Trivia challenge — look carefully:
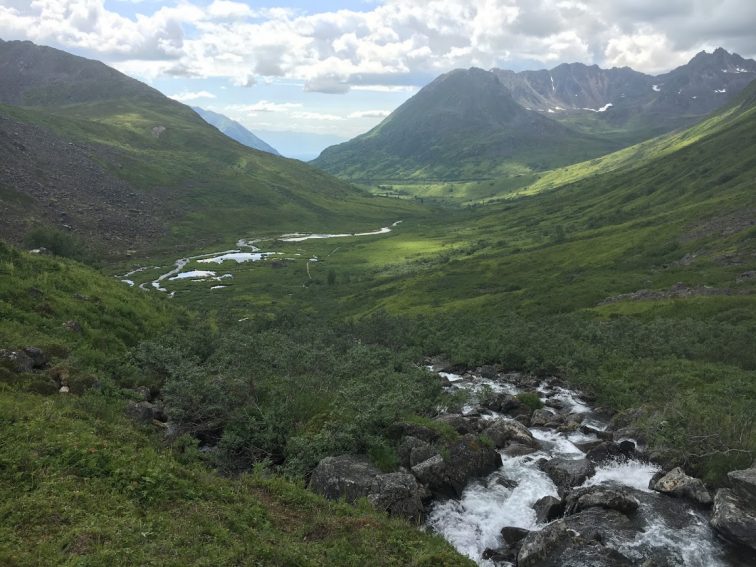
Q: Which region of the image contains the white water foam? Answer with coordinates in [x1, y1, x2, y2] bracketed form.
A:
[581, 459, 660, 492]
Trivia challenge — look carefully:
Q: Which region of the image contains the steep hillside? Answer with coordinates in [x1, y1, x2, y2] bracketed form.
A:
[0, 40, 420, 258]
[192, 106, 280, 155]
[312, 68, 619, 181]
[493, 48, 756, 142]
[0, 243, 469, 566]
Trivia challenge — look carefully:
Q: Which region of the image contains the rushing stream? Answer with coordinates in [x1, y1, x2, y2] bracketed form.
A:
[424, 366, 750, 567]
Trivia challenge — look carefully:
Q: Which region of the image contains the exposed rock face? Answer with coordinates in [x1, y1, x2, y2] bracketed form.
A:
[710, 488, 756, 550]
[518, 509, 637, 567]
[309, 455, 426, 521]
[386, 422, 440, 444]
[434, 414, 476, 435]
[22, 347, 47, 369]
[710, 466, 756, 550]
[367, 472, 425, 523]
[564, 486, 640, 516]
[533, 495, 564, 523]
[482, 418, 537, 449]
[0, 349, 34, 373]
[540, 458, 596, 495]
[531, 408, 558, 427]
[500, 525, 529, 544]
[397, 436, 429, 468]
[443, 434, 502, 496]
[728, 466, 756, 505]
[410, 435, 501, 497]
[309, 455, 381, 503]
[651, 467, 712, 505]
[585, 442, 625, 463]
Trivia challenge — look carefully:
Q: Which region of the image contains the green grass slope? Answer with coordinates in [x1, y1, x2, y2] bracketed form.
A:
[0, 40, 423, 257]
[182, 82, 756, 482]
[0, 243, 469, 566]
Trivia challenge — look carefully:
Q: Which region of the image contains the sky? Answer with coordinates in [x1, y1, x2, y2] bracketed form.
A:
[2, 0, 756, 145]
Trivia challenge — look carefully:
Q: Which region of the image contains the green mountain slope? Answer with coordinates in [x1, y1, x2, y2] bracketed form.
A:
[0, 243, 469, 566]
[0, 40, 421, 258]
[312, 68, 621, 182]
[185, 80, 756, 482]
[192, 106, 280, 155]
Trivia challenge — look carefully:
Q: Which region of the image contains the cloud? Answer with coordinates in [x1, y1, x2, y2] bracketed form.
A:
[291, 111, 344, 121]
[170, 90, 216, 102]
[348, 110, 391, 119]
[2, 0, 755, 92]
[227, 101, 302, 113]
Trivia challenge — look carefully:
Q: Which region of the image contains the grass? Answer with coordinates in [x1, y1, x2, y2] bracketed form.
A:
[0, 390, 469, 566]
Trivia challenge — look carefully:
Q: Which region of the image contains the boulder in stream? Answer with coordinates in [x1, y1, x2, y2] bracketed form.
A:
[540, 458, 596, 496]
[710, 488, 756, 550]
[518, 508, 636, 567]
[531, 408, 558, 427]
[533, 495, 564, 523]
[482, 418, 537, 449]
[651, 467, 712, 505]
[410, 434, 501, 497]
[564, 486, 640, 516]
[585, 441, 625, 464]
[710, 465, 756, 550]
[367, 472, 425, 523]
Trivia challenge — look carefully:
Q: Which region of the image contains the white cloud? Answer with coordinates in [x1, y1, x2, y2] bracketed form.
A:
[291, 111, 344, 121]
[170, 90, 216, 102]
[2, 0, 755, 90]
[227, 101, 303, 113]
[348, 110, 391, 119]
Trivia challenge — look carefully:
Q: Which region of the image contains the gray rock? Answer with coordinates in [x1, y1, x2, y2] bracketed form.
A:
[125, 400, 165, 423]
[480, 365, 497, 379]
[397, 436, 429, 468]
[308, 455, 380, 503]
[504, 443, 538, 457]
[728, 466, 756, 506]
[444, 434, 502, 495]
[500, 525, 529, 544]
[411, 455, 447, 492]
[410, 445, 439, 467]
[434, 414, 476, 435]
[531, 408, 557, 427]
[651, 467, 712, 505]
[564, 486, 640, 516]
[585, 442, 624, 464]
[710, 488, 756, 550]
[541, 458, 596, 495]
[368, 472, 425, 522]
[0, 349, 33, 373]
[533, 495, 563, 523]
[22, 346, 47, 368]
[483, 418, 537, 449]
[386, 422, 440, 443]
[519, 508, 636, 567]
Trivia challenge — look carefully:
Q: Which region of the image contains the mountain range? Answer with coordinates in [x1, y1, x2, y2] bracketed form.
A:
[313, 48, 756, 182]
[191, 106, 280, 155]
[0, 39, 413, 255]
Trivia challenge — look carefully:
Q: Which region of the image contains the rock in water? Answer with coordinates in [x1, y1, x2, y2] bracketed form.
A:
[710, 465, 756, 550]
[482, 418, 537, 449]
[710, 488, 756, 550]
[533, 495, 564, 523]
[564, 486, 640, 516]
[728, 466, 756, 506]
[651, 467, 712, 505]
[540, 458, 596, 495]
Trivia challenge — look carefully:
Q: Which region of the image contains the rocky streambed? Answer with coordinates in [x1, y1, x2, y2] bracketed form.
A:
[309, 366, 756, 566]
